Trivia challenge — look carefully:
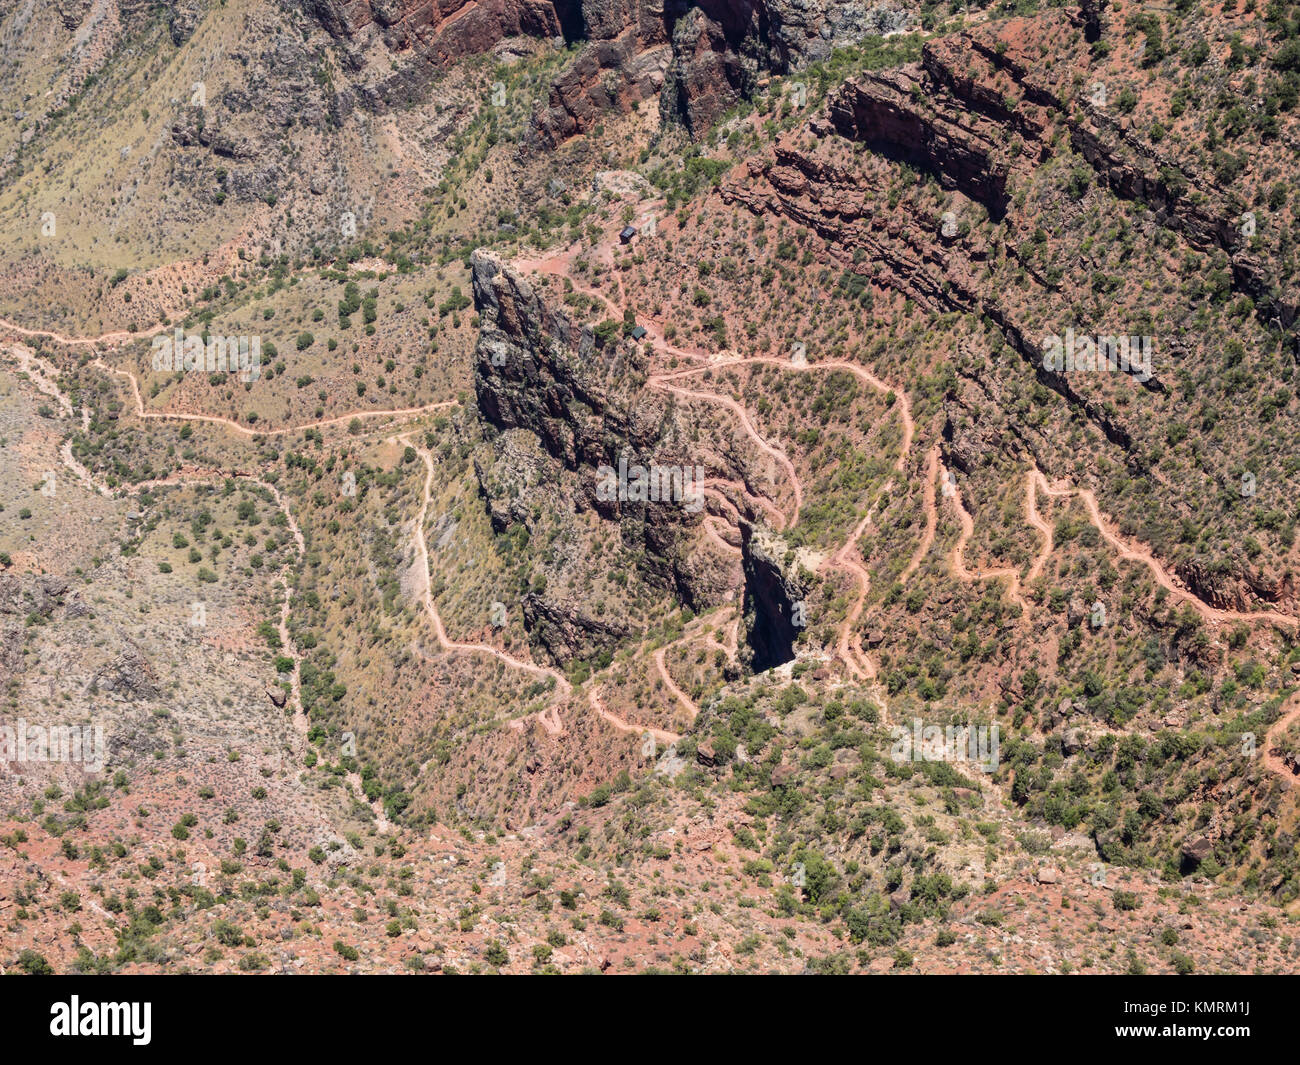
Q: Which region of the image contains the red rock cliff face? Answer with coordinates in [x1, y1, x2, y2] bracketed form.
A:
[317, 0, 565, 55]
[528, 0, 916, 146]
[301, 0, 917, 145]
[827, 67, 1016, 222]
[525, 0, 671, 148]
[469, 250, 739, 628]
[528, 33, 673, 148]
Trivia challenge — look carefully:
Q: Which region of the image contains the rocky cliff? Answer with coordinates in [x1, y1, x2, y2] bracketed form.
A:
[295, 0, 913, 140]
[470, 249, 736, 659]
[738, 523, 807, 672]
[533, 0, 914, 143]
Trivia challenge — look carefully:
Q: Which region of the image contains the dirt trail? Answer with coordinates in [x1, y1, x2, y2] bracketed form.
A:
[406, 437, 571, 735]
[1024, 469, 1055, 581]
[5, 332, 633, 748]
[902, 446, 940, 581]
[581, 198, 1298, 650]
[3, 303, 639, 752]
[702, 515, 742, 555]
[515, 247, 918, 689]
[589, 688, 681, 745]
[827, 491, 888, 683]
[647, 352, 916, 531]
[0, 317, 153, 348]
[641, 605, 749, 724]
[929, 456, 1298, 632]
[653, 645, 700, 720]
[1264, 691, 1300, 781]
[95, 358, 454, 438]
[2, 341, 486, 799]
[1033, 470, 1297, 629]
[740, 356, 913, 471]
[650, 376, 801, 525]
[945, 463, 1029, 611]
[3, 348, 334, 796]
[648, 354, 912, 688]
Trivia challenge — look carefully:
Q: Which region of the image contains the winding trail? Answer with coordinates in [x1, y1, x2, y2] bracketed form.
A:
[1032, 469, 1298, 629]
[649, 376, 801, 526]
[827, 490, 890, 688]
[1024, 468, 1055, 582]
[645, 356, 913, 689]
[0, 340, 440, 823]
[405, 435, 571, 735]
[518, 252, 919, 701]
[647, 354, 917, 532]
[653, 644, 700, 721]
[0, 316, 154, 348]
[902, 446, 940, 582]
[909, 453, 1299, 634]
[94, 357, 455, 438]
[18, 214, 1296, 784]
[589, 687, 681, 746]
[1264, 691, 1300, 780]
[945, 463, 1028, 612]
[516, 227, 914, 708]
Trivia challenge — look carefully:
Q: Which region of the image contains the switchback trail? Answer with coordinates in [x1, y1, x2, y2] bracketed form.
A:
[95, 357, 455, 438]
[909, 454, 1299, 632]
[511, 245, 916, 707]
[946, 464, 1029, 612]
[406, 436, 572, 735]
[1033, 469, 1299, 629]
[589, 688, 681, 746]
[1264, 691, 1300, 782]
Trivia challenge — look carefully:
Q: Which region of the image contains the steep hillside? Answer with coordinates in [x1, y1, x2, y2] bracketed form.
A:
[4, 0, 1300, 977]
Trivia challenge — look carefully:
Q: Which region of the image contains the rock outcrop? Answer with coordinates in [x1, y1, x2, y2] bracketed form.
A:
[521, 592, 631, 662]
[299, 0, 914, 143]
[739, 523, 807, 672]
[536, 0, 915, 142]
[530, 33, 672, 148]
[470, 250, 735, 659]
[826, 65, 1015, 220]
[90, 640, 160, 701]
